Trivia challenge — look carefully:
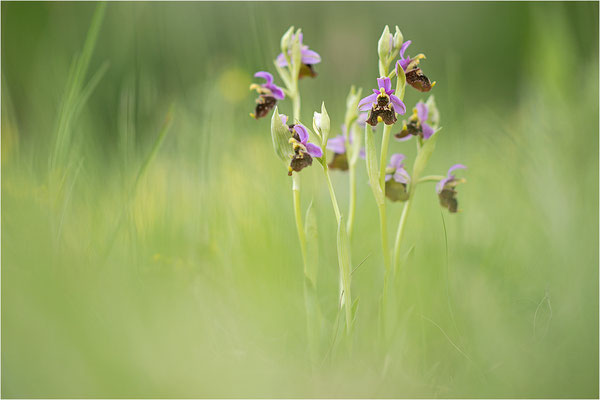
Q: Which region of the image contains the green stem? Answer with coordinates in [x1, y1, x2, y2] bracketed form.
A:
[378, 123, 393, 285]
[392, 195, 413, 274]
[418, 175, 445, 183]
[347, 165, 357, 239]
[292, 174, 308, 274]
[379, 124, 392, 188]
[323, 165, 342, 224]
[378, 202, 392, 282]
[323, 163, 352, 333]
[292, 92, 301, 122]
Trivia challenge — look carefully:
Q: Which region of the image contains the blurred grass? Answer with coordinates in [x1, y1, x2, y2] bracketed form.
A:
[1, 1, 598, 398]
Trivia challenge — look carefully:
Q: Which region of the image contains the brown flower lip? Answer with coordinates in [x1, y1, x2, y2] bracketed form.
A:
[366, 95, 398, 126]
[253, 95, 277, 119]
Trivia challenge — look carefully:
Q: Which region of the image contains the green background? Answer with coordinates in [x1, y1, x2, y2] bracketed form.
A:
[2, 1, 598, 398]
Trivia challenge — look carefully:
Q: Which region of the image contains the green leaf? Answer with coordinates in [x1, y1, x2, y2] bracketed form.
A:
[364, 126, 384, 205]
[270, 106, 292, 163]
[412, 127, 441, 180]
[350, 297, 360, 329]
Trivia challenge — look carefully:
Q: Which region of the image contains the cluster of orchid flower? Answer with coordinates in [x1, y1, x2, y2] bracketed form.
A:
[249, 26, 467, 339]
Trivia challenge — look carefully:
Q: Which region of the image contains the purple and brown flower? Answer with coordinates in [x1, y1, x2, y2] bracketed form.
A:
[281, 115, 323, 175]
[384, 153, 411, 202]
[436, 164, 467, 213]
[277, 33, 321, 79]
[250, 71, 285, 119]
[395, 101, 435, 141]
[396, 40, 435, 93]
[358, 77, 406, 127]
[326, 123, 366, 171]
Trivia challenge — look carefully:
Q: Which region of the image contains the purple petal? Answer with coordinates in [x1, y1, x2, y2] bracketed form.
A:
[297, 32, 303, 45]
[397, 58, 411, 74]
[385, 174, 393, 182]
[436, 178, 449, 194]
[447, 164, 467, 177]
[276, 53, 288, 67]
[421, 122, 434, 140]
[301, 49, 321, 65]
[377, 77, 392, 93]
[358, 93, 378, 111]
[280, 114, 288, 125]
[416, 102, 429, 122]
[254, 71, 273, 84]
[305, 142, 323, 158]
[399, 40, 411, 58]
[294, 124, 309, 144]
[265, 84, 285, 100]
[389, 153, 405, 169]
[390, 95, 406, 115]
[326, 135, 346, 154]
[393, 168, 410, 184]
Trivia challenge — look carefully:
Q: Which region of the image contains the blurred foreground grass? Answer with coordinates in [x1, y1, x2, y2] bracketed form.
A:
[2, 2, 598, 398]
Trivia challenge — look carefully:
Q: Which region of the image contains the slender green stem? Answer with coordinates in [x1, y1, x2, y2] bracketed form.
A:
[378, 202, 392, 277]
[418, 175, 445, 183]
[379, 124, 393, 188]
[323, 166, 342, 224]
[292, 174, 308, 274]
[292, 92, 301, 122]
[347, 165, 357, 239]
[323, 163, 352, 333]
[392, 195, 413, 273]
[378, 124, 393, 290]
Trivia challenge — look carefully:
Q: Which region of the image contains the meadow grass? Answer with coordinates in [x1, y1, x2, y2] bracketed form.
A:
[1, 2, 598, 398]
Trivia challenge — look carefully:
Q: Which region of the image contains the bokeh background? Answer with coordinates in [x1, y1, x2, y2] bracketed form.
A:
[2, 1, 598, 398]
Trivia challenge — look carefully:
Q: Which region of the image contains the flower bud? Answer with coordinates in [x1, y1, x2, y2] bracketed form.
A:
[318, 102, 330, 145]
[425, 95, 440, 128]
[280, 26, 294, 55]
[393, 26, 404, 54]
[377, 25, 393, 64]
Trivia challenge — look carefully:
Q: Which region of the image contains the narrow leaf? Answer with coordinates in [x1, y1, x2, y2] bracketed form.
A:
[350, 297, 360, 329]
